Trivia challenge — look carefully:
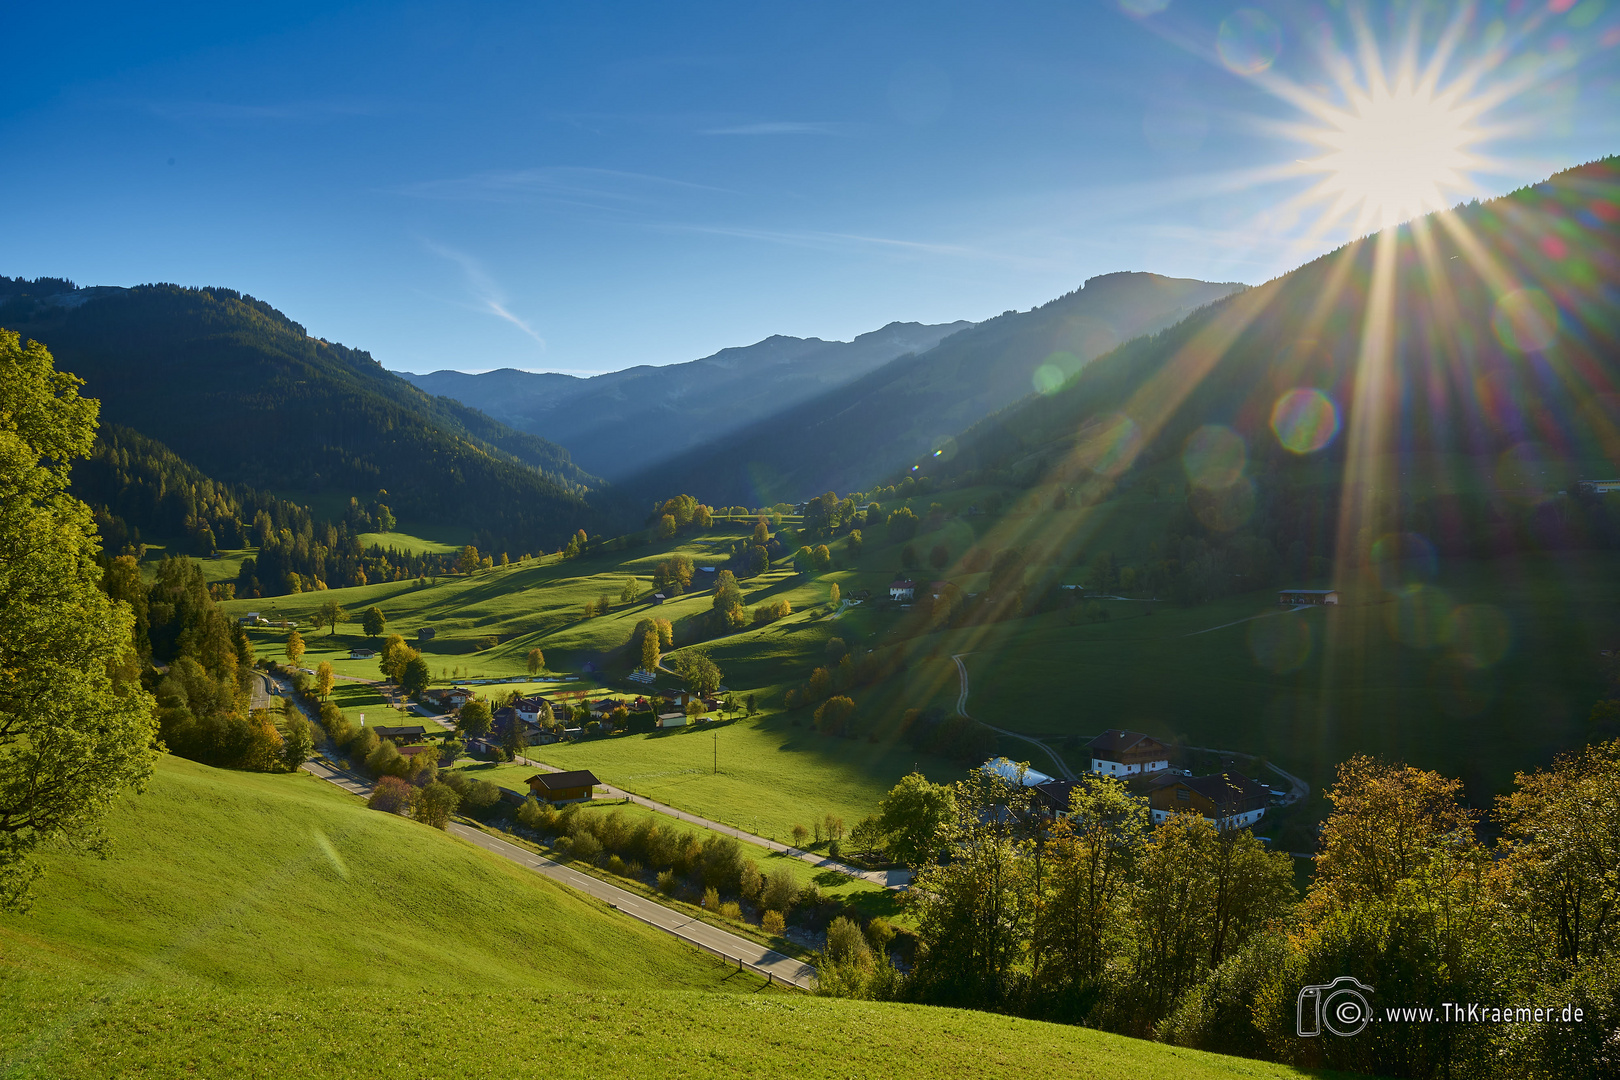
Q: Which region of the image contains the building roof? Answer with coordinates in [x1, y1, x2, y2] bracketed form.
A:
[1165, 772, 1272, 811]
[981, 756, 1054, 787]
[890, 579, 915, 588]
[1278, 588, 1337, 595]
[1087, 729, 1167, 757]
[373, 725, 428, 740]
[527, 769, 600, 791]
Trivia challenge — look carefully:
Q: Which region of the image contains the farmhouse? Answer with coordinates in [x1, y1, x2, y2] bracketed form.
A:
[889, 579, 916, 601]
[1148, 772, 1271, 831]
[1088, 729, 1171, 777]
[372, 725, 429, 743]
[526, 769, 600, 804]
[349, 647, 376, 659]
[1278, 589, 1338, 606]
[513, 696, 553, 723]
[422, 686, 475, 710]
[417, 627, 436, 640]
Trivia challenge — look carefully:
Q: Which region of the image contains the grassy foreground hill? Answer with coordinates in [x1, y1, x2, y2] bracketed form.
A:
[0, 755, 1337, 1080]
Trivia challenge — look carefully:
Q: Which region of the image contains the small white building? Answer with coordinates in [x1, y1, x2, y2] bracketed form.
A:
[889, 579, 916, 601]
[981, 757, 1054, 787]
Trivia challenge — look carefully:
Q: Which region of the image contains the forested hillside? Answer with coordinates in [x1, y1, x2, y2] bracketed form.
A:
[620, 272, 1243, 507]
[897, 157, 1620, 608]
[403, 319, 973, 480]
[0, 281, 612, 555]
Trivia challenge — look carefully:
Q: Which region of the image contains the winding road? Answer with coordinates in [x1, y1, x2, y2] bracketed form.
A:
[299, 756, 817, 990]
[951, 653, 1077, 781]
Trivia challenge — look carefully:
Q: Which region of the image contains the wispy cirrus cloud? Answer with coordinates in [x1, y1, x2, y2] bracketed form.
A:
[395, 165, 731, 206]
[700, 120, 858, 136]
[421, 240, 545, 349]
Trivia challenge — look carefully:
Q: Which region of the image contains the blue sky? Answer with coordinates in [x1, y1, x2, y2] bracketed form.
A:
[2, 1, 1615, 375]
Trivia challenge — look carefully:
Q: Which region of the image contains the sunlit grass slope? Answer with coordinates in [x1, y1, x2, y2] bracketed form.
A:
[0, 757, 1340, 1080]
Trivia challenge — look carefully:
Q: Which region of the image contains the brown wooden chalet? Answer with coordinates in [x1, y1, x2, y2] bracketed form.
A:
[1149, 772, 1271, 830]
[372, 725, 429, 743]
[526, 769, 600, 804]
[1087, 729, 1171, 778]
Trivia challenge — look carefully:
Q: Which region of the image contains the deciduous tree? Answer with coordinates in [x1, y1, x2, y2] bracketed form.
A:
[315, 661, 335, 699]
[458, 698, 493, 740]
[285, 629, 305, 667]
[361, 606, 386, 638]
[0, 331, 160, 910]
[876, 772, 956, 869]
[526, 647, 545, 676]
[316, 597, 347, 635]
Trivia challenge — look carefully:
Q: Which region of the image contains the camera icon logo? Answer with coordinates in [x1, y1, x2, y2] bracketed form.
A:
[1297, 976, 1374, 1037]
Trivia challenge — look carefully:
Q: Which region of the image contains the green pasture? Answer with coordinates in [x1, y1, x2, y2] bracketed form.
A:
[0, 757, 1337, 1080]
[475, 714, 974, 844]
[951, 552, 1620, 813]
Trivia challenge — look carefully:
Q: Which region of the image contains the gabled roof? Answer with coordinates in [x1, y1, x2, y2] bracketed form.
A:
[1167, 772, 1271, 810]
[373, 725, 428, 740]
[527, 769, 599, 791]
[1087, 728, 1166, 757]
[890, 579, 916, 588]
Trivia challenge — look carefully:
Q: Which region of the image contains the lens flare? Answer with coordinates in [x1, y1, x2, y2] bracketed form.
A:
[1442, 604, 1512, 669]
[1182, 425, 1247, 489]
[1491, 288, 1560, 351]
[1217, 9, 1282, 75]
[1270, 388, 1340, 453]
[1248, 611, 1313, 673]
[1384, 584, 1453, 648]
[1370, 532, 1438, 591]
[1119, 0, 1170, 15]
[1076, 413, 1142, 477]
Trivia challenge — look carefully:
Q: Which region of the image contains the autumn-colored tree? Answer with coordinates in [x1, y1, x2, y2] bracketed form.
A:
[457, 545, 479, 574]
[316, 597, 347, 635]
[752, 517, 770, 545]
[657, 513, 677, 540]
[361, 606, 386, 638]
[315, 661, 335, 699]
[526, 647, 545, 676]
[285, 629, 305, 667]
[813, 544, 832, 572]
[828, 582, 841, 608]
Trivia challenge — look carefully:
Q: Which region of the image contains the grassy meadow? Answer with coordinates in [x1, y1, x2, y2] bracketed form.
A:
[213, 479, 1619, 846]
[0, 755, 1343, 1080]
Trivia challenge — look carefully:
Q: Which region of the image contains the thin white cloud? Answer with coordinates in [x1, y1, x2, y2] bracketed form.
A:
[421, 241, 546, 350]
[396, 166, 732, 205]
[700, 121, 857, 136]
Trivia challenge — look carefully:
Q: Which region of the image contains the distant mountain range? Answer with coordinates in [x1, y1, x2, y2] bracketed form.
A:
[614, 272, 1245, 507]
[398, 320, 972, 480]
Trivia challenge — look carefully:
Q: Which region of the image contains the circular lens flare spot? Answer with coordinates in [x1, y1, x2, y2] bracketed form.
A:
[1370, 532, 1438, 591]
[1033, 365, 1065, 395]
[1384, 584, 1453, 648]
[1492, 289, 1559, 352]
[1191, 475, 1256, 531]
[1248, 611, 1313, 673]
[1182, 425, 1247, 489]
[1077, 413, 1142, 477]
[1442, 604, 1512, 669]
[1217, 9, 1282, 75]
[1270, 388, 1340, 453]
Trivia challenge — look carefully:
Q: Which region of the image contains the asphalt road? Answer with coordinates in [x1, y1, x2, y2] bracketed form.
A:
[515, 755, 913, 890]
[299, 757, 817, 990]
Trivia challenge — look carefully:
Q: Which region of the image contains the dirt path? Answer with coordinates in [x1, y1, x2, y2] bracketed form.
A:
[299, 757, 816, 989]
[1184, 605, 1309, 637]
[951, 653, 1077, 781]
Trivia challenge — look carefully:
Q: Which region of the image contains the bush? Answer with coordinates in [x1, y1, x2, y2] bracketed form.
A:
[605, 854, 628, 876]
[865, 917, 896, 957]
[720, 901, 741, 919]
[739, 860, 764, 902]
[761, 867, 798, 913]
[797, 882, 823, 908]
[702, 886, 720, 910]
[624, 859, 644, 880]
[657, 869, 679, 895]
[761, 910, 786, 935]
[824, 916, 872, 968]
[368, 775, 414, 815]
[516, 796, 556, 833]
[827, 838, 842, 860]
[699, 835, 744, 891]
[568, 831, 602, 862]
[347, 725, 380, 760]
[413, 781, 459, 829]
[460, 778, 502, 819]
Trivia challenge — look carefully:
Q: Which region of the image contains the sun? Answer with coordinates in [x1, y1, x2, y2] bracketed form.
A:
[1275, 18, 1501, 238]
[1302, 79, 1485, 233]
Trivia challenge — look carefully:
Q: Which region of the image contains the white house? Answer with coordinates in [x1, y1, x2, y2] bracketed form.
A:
[889, 579, 916, 601]
[1088, 729, 1171, 777]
